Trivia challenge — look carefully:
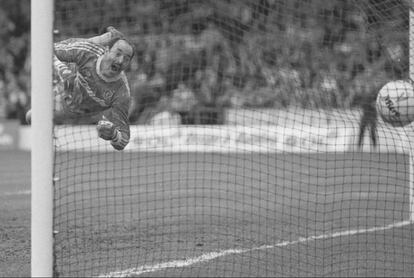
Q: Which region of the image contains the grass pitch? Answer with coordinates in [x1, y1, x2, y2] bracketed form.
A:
[1, 150, 413, 276]
[0, 150, 30, 277]
[52, 151, 414, 277]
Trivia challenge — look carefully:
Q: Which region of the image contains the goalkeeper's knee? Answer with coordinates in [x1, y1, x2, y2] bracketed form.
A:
[25, 110, 31, 124]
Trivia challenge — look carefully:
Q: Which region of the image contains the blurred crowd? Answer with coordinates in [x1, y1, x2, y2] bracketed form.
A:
[0, 0, 409, 124]
[0, 0, 30, 123]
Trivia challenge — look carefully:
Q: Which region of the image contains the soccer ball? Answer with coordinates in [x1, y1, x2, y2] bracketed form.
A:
[376, 80, 414, 127]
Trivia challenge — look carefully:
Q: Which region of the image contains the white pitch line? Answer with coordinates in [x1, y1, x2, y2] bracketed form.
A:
[100, 220, 413, 277]
[1, 190, 31, 196]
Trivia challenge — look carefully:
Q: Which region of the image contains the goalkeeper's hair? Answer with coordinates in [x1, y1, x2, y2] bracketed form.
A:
[107, 37, 136, 60]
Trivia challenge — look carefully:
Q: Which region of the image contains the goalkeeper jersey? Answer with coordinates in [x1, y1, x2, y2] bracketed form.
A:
[54, 39, 130, 150]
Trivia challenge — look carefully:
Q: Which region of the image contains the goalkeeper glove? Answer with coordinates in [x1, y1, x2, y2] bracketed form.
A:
[96, 119, 119, 142]
[106, 26, 125, 40]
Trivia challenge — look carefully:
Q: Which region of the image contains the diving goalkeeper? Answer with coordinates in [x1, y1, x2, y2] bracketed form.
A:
[26, 27, 134, 150]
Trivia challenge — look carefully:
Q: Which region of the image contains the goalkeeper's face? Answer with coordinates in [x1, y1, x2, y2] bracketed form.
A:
[101, 39, 133, 78]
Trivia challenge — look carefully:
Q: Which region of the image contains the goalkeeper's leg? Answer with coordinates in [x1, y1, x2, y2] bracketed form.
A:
[25, 109, 31, 124]
[24, 88, 63, 125]
[25, 77, 69, 125]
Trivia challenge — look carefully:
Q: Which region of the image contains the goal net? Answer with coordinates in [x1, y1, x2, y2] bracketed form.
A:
[47, 0, 414, 276]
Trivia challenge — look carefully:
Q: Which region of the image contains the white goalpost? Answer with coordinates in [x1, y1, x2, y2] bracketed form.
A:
[31, 0, 54, 276]
[410, 0, 414, 222]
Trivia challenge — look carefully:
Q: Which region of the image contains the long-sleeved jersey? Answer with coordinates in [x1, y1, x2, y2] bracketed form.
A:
[54, 39, 130, 150]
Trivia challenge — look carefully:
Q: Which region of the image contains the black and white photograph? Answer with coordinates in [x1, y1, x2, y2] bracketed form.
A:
[1, 0, 414, 276]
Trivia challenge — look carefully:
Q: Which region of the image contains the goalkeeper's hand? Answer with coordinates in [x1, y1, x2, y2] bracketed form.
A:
[97, 119, 119, 141]
[106, 26, 125, 40]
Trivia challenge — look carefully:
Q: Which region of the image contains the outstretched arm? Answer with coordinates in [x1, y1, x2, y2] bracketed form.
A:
[97, 114, 130, 151]
[53, 26, 124, 66]
[96, 82, 131, 151]
[87, 26, 125, 46]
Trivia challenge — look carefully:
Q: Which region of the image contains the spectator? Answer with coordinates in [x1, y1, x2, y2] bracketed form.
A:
[6, 79, 28, 123]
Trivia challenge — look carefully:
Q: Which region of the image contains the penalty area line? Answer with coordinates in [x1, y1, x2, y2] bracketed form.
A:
[100, 220, 413, 277]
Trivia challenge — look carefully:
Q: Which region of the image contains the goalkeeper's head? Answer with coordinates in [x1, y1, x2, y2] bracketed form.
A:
[100, 38, 135, 79]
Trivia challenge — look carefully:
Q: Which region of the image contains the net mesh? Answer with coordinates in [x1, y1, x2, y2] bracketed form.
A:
[52, 0, 414, 276]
